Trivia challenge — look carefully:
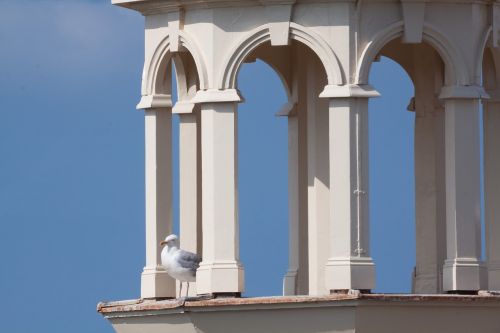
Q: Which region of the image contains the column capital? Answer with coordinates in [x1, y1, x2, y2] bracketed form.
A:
[407, 96, 445, 114]
[137, 94, 173, 110]
[439, 85, 489, 100]
[319, 84, 380, 99]
[172, 100, 196, 114]
[191, 89, 243, 104]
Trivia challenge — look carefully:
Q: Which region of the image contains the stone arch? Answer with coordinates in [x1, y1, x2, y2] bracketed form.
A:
[481, 45, 500, 99]
[356, 21, 468, 86]
[482, 48, 496, 91]
[172, 53, 199, 101]
[218, 22, 344, 90]
[476, 26, 494, 86]
[246, 45, 297, 106]
[171, 54, 190, 100]
[142, 32, 208, 97]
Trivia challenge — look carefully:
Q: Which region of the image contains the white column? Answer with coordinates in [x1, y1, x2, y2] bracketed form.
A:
[413, 103, 447, 294]
[282, 100, 309, 296]
[283, 112, 300, 295]
[440, 86, 485, 292]
[141, 107, 176, 299]
[484, 98, 500, 290]
[306, 58, 330, 296]
[175, 102, 202, 296]
[297, 100, 309, 296]
[412, 51, 447, 293]
[321, 84, 379, 292]
[194, 90, 244, 296]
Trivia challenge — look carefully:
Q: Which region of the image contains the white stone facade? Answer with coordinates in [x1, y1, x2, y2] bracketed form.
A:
[111, 0, 500, 298]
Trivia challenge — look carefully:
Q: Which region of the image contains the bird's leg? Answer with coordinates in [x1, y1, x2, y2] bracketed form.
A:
[179, 282, 183, 299]
[186, 282, 190, 297]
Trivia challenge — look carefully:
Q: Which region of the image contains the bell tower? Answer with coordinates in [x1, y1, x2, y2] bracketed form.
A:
[99, 1, 500, 332]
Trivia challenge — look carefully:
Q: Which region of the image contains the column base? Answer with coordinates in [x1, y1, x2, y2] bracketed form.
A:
[141, 266, 176, 299]
[283, 269, 298, 296]
[325, 257, 375, 291]
[443, 259, 486, 292]
[414, 271, 442, 294]
[196, 261, 244, 295]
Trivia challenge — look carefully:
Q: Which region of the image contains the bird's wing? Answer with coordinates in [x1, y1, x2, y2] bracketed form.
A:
[177, 250, 202, 272]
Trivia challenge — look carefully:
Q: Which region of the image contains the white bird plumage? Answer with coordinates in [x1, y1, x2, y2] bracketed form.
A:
[160, 234, 202, 298]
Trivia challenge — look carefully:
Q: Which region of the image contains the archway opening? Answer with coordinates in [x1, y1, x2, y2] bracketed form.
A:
[235, 39, 330, 297]
[149, 50, 204, 298]
[237, 50, 289, 297]
[368, 39, 448, 293]
[171, 51, 203, 255]
[369, 55, 416, 293]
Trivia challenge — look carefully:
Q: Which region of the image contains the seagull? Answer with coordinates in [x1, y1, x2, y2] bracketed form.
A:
[160, 234, 202, 298]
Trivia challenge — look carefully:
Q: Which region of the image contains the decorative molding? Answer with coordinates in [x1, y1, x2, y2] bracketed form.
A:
[113, 0, 498, 15]
[113, 1, 260, 15]
[356, 21, 468, 86]
[219, 22, 344, 89]
[137, 94, 173, 109]
[167, 10, 185, 53]
[142, 32, 208, 97]
[402, 2, 426, 43]
[439, 85, 490, 99]
[191, 89, 243, 103]
[264, 4, 293, 46]
[474, 26, 493, 84]
[172, 101, 196, 114]
[319, 84, 380, 98]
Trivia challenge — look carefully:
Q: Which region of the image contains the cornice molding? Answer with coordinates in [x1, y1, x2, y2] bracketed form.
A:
[112, 0, 498, 16]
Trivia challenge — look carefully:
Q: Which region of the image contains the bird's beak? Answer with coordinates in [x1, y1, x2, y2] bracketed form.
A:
[160, 240, 167, 246]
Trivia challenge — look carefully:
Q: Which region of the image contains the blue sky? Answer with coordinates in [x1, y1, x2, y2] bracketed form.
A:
[0, 1, 415, 332]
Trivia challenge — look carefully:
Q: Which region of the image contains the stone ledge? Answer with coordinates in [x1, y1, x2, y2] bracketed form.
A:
[97, 293, 500, 314]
